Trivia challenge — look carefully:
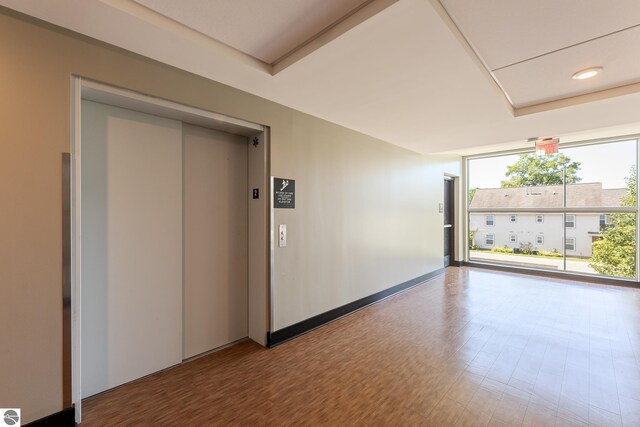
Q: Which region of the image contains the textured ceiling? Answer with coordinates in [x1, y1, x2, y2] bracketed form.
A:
[494, 26, 640, 107]
[132, 0, 368, 63]
[2, 0, 640, 154]
[440, 0, 640, 108]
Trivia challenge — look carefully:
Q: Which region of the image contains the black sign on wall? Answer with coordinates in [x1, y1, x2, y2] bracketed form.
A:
[274, 178, 295, 209]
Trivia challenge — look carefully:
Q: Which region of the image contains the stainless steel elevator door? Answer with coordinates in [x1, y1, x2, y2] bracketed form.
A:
[183, 123, 248, 359]
[81, 100, 183, 398]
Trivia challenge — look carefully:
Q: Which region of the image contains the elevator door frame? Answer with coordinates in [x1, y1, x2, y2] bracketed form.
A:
[69, 77, 270, 423]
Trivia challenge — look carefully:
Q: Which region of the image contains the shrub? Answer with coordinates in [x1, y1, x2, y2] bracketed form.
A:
[491, 246, 513, 254]
[538, 250, 562, 257]
[519, 242, 533, 255]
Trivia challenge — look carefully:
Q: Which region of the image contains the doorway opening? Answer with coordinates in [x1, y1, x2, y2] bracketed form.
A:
[444, 177, 455, 267]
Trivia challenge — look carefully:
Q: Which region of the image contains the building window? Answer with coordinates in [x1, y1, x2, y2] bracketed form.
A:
[510, 234, 517, 243]
[565, 214, 576, 228]
[485, 234, 495, 246]
[536, 215, 544, 223]
[509, 214, 517, 222]
[565, 237, 575, 251]
[485, 215, 494, 226]
[600, 214, 612, 227]
[536, 235, 544, 244]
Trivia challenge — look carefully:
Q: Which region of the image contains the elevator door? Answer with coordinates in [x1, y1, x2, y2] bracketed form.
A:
[183, 124, 248, 359]
[81, 100, 183, 398]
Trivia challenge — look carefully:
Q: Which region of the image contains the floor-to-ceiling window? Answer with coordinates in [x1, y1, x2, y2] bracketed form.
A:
[467, 137, 638, 280]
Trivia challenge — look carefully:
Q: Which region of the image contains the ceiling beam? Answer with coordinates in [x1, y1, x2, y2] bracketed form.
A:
[271, 0, 399, 75]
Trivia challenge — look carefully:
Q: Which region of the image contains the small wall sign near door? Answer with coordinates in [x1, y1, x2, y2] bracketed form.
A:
[274, 178, 295, 209]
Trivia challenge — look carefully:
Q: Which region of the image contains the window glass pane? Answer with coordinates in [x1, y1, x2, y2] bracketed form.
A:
[565, 237, 575, 251]
[468, 140, 638, 280]
[469, 154, 565, 210]
[562, 140, 637, 208]
[565, 215, 575, 228]
[565, 212, 636, 278]
[469, 213, 564, 270]
[485, 234, 494, 245]
[469, 154, 522, 204]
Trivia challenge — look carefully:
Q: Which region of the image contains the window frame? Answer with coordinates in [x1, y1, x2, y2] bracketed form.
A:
[509, 234, 517, 243]
[565, 214, 576, 229]
[485, 233, 495, 246]
[536, 235, 544, 244]
[509, 214, 517, 223]
[565, 237, 576, 252]
[485, 215, 494, 226]
[465, 135, 639, 281]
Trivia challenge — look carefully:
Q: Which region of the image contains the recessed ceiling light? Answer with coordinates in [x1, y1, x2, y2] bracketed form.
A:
[572, 67, 602, 80]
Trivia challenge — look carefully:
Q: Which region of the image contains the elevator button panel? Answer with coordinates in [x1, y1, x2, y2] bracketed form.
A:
[279, 224, 287, 247]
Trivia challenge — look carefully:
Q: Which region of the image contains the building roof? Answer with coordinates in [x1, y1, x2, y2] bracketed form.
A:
[469, 183, 627, 209]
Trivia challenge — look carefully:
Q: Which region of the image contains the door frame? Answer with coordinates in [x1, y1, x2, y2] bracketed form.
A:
[444, 173, 460, 265]
[69, 77, 271, 422]
[444, 177, 454, 266]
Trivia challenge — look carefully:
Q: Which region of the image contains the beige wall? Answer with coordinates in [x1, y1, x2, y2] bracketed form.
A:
[272, 114, 461, 329]
[0, 8, 461, 423]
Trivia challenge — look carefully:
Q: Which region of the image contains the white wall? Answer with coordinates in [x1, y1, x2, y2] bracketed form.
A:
[567, 214, 601, 258]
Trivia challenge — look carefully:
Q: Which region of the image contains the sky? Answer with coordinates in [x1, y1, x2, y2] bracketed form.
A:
[469, 139, 637, 189]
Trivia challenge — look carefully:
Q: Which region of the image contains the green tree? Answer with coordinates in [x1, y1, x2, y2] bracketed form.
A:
[469, 188, 477, 203]
[590, 165, 636, 278]
[501, 153, 582, 188]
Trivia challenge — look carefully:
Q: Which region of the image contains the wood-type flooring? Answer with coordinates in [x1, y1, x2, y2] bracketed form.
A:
[82, 267, 640, 426]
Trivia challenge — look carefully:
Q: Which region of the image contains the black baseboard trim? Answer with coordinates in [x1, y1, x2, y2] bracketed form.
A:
[463, 261, 640, 289]
[266, 268, 445, 348]
[25, 405, 75, 426]
[449, 260, 463, 267]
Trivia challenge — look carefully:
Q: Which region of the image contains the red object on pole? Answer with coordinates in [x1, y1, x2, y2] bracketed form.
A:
[535, 138, 559, 155]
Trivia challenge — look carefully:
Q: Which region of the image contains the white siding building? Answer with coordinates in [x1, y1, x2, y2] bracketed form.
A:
[469, 183, 625, 258]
